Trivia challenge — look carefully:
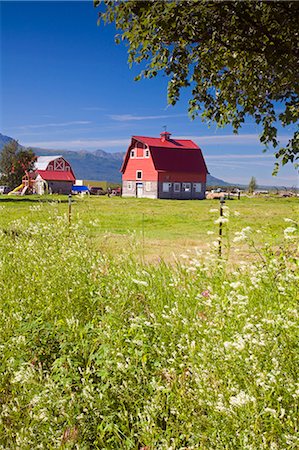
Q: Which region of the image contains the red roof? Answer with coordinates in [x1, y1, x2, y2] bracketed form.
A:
[133, 135, 199, 149]
[121, 135, 208, 174]
[37, 170, 75, 182]
[150, 147, 207, 173]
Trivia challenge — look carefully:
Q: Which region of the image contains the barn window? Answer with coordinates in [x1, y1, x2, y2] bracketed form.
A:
[174, 183, 180, 192]
[48, 164, 53, 171]
[145, 182, 151, 191]
[127, 181, 133, 190]
[144, 149, 150, 158]
[193, 183, 202, 192]
[162, 182, 172, 192]
[136, 142, 144, 148]
[136, 170, 142, 180]
[54, 159, 64, 171]
[131, 150, 135, 158]
[182, 183, 191, 192]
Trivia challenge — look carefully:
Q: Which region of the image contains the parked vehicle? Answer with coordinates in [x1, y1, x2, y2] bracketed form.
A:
[0, 186, 10, 194]
[90, 186, 106, 195]
[71, 185, 90, 195]
[111, 187, 121, 196]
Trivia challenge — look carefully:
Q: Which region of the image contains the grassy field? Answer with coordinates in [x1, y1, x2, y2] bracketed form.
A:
[0, 195, 298, 449]
[0, 195, 298, 261]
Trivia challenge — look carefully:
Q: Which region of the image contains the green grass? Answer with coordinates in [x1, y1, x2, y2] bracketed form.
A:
[0, 195, 297, 260]
[0, 195, 298, 448]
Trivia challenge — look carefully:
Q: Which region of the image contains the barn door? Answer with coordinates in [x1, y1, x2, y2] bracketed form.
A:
[136, 183, 143, 198]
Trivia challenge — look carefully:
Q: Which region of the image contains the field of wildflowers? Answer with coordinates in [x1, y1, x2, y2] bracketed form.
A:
[0, 196, 298, 449]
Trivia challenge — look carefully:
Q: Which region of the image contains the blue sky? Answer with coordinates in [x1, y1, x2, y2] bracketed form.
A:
[1, 0, 298, 186]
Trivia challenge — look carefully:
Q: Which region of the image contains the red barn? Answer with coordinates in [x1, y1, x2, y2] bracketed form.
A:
[34, 156, 75, 194]
[121, 132, 208, 199]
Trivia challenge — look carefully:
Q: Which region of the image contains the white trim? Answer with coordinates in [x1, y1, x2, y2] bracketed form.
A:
[174, 182, 180, 192]
[193, 183, 202, 192]
[182, 182, 191, 192]
[136, 170, 143, 180]
[162, 182, 172, 192]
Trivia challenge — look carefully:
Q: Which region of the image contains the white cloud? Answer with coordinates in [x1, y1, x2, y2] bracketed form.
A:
[21, 138, 130, 150]
[17, 121, 91, 130]
[109, 113, 186, 121]
[206, 153, 274, 160]
[226, 175, 298, 186]
[176, 134, 292, 146]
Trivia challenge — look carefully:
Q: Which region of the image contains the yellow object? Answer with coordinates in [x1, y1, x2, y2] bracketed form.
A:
[8, 184, 24, 195]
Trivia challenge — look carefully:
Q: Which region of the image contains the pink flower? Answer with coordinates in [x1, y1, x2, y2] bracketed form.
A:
[201, 290, 210, 298]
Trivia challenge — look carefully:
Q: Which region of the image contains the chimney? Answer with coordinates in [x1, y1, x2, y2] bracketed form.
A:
[160, 131, 171, 142]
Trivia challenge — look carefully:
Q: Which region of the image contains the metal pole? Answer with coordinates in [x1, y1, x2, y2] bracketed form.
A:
[68, 194, 72, 225]
[219, 197, 225, 257]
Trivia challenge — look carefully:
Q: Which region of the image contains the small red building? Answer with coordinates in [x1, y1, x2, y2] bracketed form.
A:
[34, 156, 76, 194]
[121, 132, 208, 199]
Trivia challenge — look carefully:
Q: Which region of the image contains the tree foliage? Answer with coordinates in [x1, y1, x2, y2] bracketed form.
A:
[95, 0, 299, 171]
[0, 140, 36, 189]
[248, 176, 257, 194]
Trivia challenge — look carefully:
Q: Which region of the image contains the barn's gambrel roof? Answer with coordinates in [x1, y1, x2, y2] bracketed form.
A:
[133, 135, 199, 149]
[35, 155, 64, 170]
[36, 170, 75, 181]
[121, 134, 209, 174]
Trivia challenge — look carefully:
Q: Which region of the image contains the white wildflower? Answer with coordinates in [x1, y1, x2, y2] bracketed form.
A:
[279, 408, 286, 418]
[229, 391, 255, 407]
[30, 395, 41, 406]
[236, 294, 248, 303]
[180, 254, 189, 259]
[186, 266, 196, 273]
[224, 336, 246, 351]
[269, 443, 278, 450]
[284, 226, 297, 239]
[233, 226, 252, 242]
[214, 217, 229, 224]
[132, 278, 148, 286]
[12, 366, 35, 384]
[230, 281, 242, 289]
[264, 407, 277, 416]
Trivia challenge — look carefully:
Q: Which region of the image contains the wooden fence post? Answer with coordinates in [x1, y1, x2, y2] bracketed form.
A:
[219, 197, 225, 257]
[68, 194, 72, 225]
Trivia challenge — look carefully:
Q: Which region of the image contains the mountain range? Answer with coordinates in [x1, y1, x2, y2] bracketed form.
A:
[0, 133, 230, 186]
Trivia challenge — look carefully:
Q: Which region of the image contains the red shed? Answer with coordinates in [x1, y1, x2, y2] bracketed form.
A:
[121, 132, 208, 199]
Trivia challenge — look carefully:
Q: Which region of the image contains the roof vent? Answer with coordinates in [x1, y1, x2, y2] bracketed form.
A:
[160, 131, 171, 142]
